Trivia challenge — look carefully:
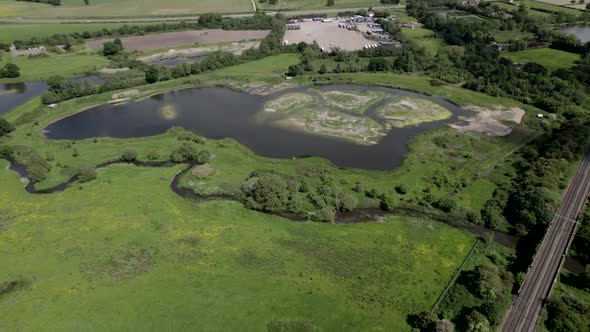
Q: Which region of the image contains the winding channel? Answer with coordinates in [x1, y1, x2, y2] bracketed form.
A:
[2, 157, 517, 247]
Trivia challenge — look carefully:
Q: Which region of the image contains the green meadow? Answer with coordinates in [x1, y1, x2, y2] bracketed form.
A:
[0, 157, 476, 330]
[504, 48, 580, 71]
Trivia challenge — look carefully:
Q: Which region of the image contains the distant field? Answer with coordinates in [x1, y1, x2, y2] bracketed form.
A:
[401, 27, 447, 55]
[513, 0, 583, 15]
[0, 0, 253, 18]
[258, 0, 382, 11]
[402, 27, 434, 39]
[504, 48, 580, 71]
[534, 0, 586, 10]
[0, 51, 108, 82]
[0, 22, 179, 43]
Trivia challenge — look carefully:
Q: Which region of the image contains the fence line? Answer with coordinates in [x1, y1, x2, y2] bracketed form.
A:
[430, 239, 480, 314]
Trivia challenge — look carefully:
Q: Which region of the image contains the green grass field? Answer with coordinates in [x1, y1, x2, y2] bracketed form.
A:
[491, 1, 552, 17]
[402, 27, 434, 39]
[504, 48, 580, 71]
[0, 134, 477, 331]
[513, 0, 583, 15]
[0, 22, 180, 43]
[258, 0, 382, 11]
[0, 51, 108, 82]
[0, 0, 254, 18]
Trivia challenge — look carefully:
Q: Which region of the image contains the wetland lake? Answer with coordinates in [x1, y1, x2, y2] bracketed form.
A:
[44, 85, 470, 170]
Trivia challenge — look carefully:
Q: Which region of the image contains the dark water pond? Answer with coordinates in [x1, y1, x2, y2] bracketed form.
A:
[151, 55, 208, 66]
[559, 25, 590, 43]
[0, 76, 103, 116]
[44, 84, 470, 170]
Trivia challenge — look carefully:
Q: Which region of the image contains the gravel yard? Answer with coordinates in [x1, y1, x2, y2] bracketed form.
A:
[284, 21, 374, 51]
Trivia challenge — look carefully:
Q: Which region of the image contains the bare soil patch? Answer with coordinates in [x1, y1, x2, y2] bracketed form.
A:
[450, 105, 525, 136]
[138, 40, 261, 63]
[88, 29, 270, 52]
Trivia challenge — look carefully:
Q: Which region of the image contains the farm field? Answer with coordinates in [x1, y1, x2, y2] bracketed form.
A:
[534, 0, 587, 10]
[258, 0, 383, 11]
[512, 0, 583, 15]
[87, 29, 270, 51]
[504, 48, 580, 71]
[0, 0, 254, 18]
[0, 51, 108, 82]
[0, 22, 180, 43]
[491, 1, 552, 17]
[401, 27, 434, 39]
[400, 27, 447, 55]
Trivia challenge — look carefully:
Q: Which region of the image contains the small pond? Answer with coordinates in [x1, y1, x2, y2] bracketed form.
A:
[559, 25, 590, 43]
[0, 76, 103, 116]
[44, 84, 470, 170]
[150, 55, 208, 67]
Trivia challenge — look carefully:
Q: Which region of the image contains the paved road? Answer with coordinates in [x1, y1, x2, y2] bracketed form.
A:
[0, 6, 400, 23]
[501, 144, 590, 331]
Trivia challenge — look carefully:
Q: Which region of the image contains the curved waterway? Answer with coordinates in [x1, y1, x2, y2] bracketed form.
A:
[0, 76, 103, 115]
[45, 84, 470, 170]
[3, 157, 517, 246]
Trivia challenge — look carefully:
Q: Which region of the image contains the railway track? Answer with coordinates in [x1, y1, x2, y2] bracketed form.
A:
[500, 145, 590, 331]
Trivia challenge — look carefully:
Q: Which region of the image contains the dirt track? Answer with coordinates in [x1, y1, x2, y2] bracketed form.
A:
[87, 29, 270, 51]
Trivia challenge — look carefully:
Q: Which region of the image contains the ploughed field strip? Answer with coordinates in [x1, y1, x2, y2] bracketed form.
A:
[87, 29, 270, 51]
[501, 144, 590, 331]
